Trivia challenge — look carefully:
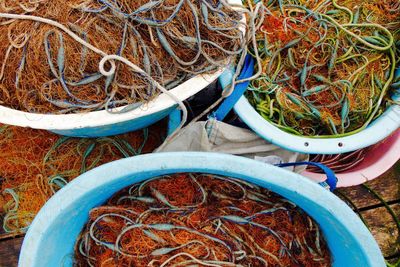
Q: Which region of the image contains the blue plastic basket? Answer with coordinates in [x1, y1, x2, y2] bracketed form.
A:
[0, 0, 247, 138]
[19, 152, 384, 267]
[0, 70, 222, 137]
[219, 64, 400, 154]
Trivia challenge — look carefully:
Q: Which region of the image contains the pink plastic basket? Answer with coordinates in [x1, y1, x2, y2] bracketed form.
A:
[302, 129, 400, 187]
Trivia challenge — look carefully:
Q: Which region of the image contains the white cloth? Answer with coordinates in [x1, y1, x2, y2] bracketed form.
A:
[158, 118, 309, 173]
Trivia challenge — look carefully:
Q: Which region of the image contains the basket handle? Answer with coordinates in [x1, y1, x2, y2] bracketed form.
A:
[167, 108, 183, 136]
[213, 55, 255, 121]
[276, 162, 338, 191]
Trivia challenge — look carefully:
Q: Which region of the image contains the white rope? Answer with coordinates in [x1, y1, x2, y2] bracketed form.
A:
[0, 12, 188, 137]
[0, 3, 261, 143]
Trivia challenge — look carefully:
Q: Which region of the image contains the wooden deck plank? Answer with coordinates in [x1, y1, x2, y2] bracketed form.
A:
[361, 204, 400, 258]
[336, 165, 400, 260]
[0, 237, 23, 267]
[338, 165, 400, 209]
[0, 214, 24, 241]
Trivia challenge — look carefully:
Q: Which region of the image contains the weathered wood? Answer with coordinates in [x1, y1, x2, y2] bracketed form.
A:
[0, 214, 24, 241]
[361, 204, 400, 257]
[0, 237, 23, 267]
[337, 164, 400, 261]
[339, 166, 400, 209]
[0, 233, 24, 241]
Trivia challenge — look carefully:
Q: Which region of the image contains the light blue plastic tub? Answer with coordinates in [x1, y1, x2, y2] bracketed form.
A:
[219, 67, 400, 154]
[19, 152, 385, 267]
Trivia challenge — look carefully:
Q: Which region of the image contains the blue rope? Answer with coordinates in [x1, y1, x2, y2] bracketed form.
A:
[276, 162, 338, 191]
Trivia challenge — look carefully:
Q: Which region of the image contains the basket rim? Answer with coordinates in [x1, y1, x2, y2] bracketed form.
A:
[234, 95, 400, 154]
[0, 70, 223, 130]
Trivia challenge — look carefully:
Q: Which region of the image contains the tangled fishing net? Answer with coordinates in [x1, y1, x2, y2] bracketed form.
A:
[0, 123, 165, 235]
[0, 0, 245, 113]
[307, 128, 398, 173]
[246, 0, 399, 136]
[307, 148, 369, 173]
[74, 173, 331, 266]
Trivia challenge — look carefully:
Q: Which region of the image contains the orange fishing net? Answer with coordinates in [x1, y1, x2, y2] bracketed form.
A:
[0, 123, 165, 235]
[74, 173, 332, 266]
[0, 0, 244, 113]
